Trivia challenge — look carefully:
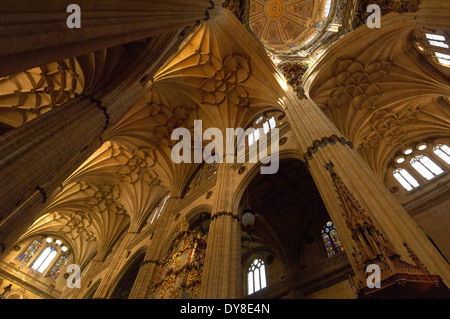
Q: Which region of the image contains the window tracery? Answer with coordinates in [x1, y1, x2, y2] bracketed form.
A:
[390, 140, 448, 191]
[247, 258, 267, 295]
[185, 163, 218, 195]
[24, 236, 71, 277]
[410, 155, 443, 180]
[31, 246, 57, 273]
[49, 255, 70, 279]
[246, 111, 283, 148]
[433, 144, 450, 164]
[17, 239, 42, 264]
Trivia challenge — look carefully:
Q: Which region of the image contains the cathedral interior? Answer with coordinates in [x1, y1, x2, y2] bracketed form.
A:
[0, 0, 449, 300]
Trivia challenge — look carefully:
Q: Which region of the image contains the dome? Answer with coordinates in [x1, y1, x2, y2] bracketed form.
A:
[249, 0, 330, 53]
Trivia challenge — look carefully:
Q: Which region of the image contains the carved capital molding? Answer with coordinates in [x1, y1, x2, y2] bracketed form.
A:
[81, 94, 110, 131]
[302, 135, 354, 164]
[211, 211, 240, 222]
[277, 61, 309, 99]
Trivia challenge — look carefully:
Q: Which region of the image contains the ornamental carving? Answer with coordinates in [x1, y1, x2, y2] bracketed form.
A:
[223, 0, 249, 25]
[149, 218, 206, 299]
[85, 183, 126, 215]
[353, 0, 421, 29]
[324, 161, 433, 296]
[277, 61, 309, 98]
[55, 212, 96, 241]
[148, 103, 198, 146]
[200, 55, 251, 108]
[249, 0, 323, 51]
[327, 59, 391, 110]
[117, 147, 159, 185]
[361, 106, 421, 148]
[0, 59, 83, 127]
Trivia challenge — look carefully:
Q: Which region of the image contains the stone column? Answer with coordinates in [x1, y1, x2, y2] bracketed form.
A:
[0, 12, 208, 256]
[199, 162, 241, 299]
[283, 90, 450, 287]
[128, 196, 181, 299]
[0, 96, 105, 254]
[93, 231, 138, 299]
[0, 0, 214, 77]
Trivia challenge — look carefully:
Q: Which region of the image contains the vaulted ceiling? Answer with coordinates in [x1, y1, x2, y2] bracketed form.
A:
[8, 8, 286, 266]
[308, 22, 450, 178]
[2, 2, 449, 270]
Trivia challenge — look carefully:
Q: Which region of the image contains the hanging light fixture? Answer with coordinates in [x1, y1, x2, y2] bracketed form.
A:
[242, 187, 255, 228]
[242, 210, 255, 228]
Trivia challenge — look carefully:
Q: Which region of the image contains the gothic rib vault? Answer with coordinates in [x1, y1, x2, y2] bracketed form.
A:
[1, 8, 287, 278]
[0, 0, 449, 300]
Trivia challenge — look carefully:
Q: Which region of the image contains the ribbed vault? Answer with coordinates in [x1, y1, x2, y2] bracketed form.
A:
[308, 24, 450, 177]
[12, 8, 288, 270]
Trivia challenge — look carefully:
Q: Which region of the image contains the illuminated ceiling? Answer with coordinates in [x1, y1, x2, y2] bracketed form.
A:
[249, 0, 333, 55]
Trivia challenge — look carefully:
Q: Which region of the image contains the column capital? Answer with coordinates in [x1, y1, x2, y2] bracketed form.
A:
[210, 211, 241, 222]
[302, 135, 354, 165]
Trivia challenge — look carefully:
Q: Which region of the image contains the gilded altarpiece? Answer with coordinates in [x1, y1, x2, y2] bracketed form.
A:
[149, 220, 206, 299]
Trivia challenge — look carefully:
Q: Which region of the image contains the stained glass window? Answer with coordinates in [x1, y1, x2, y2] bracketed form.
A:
[49, 255, 70, 278]
[192, 163, 218, 191]
[322, 221, 344, 257]
[247, 258, 267, 295]
[18, 239, 42, 263]
[31, 246, 57, 273]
